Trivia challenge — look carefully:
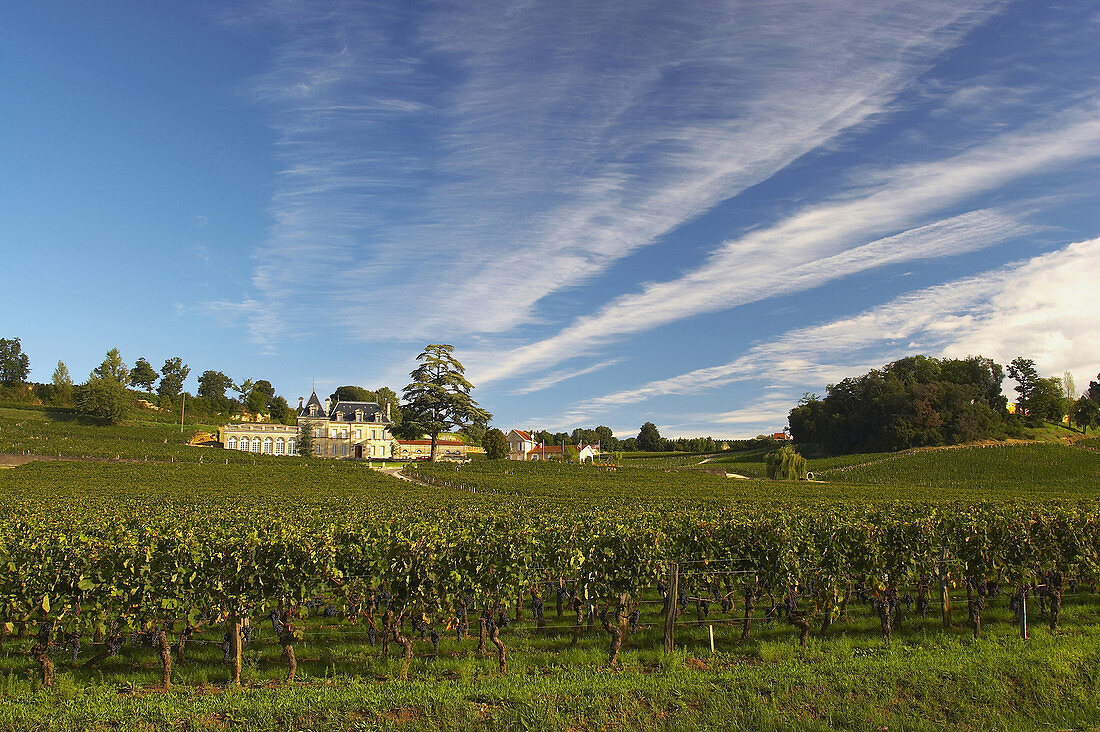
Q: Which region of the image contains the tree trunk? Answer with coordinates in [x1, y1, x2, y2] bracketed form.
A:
[940, 561, 952, 628]
[279, 609, 297, 683]
[601, 609, 623, 666]
[1047, 573, 1063, 631]
[740, 586, 756, 640]
[820, 601, 833, 635]
[571, 598, 585, 647]
[392, 620, 414, 680]
[531, 589, 546, 634]
[488, 620, 507, 673]
[556, 580, 564, 618]
[37, 649, 54, 688]
[158, 625, 173, 691]
[477, 612, 488, 655]
[787, 602, 813, 648]
[382, 610, 393, 655]
[876, 599, 893, 644]
[966, 580, 983, 639]
[429, 433, 438, 462]
[177, 624, 194, 665]
[515, 593, 524, 622]
[619, 606, 631, 649]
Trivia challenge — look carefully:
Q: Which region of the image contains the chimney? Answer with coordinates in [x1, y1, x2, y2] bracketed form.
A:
[324, 398, 331, 414]
[298, 396, 303, 409]
[386, 401, 391, 420]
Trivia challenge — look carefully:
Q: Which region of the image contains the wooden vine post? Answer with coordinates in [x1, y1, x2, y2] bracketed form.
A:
[229, 611, 244, 686]
[939, 549, 951, 628]
[663, 562, 679, 653]
[1018, 590, 1028, 640]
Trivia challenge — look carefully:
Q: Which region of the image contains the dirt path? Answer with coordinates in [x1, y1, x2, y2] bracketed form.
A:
[375, 465, 428, 485]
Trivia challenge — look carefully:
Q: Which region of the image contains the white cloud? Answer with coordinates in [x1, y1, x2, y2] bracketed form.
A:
[558, 236, 1100, 433]
[470, 105, 1100, 384]
[509, 359, 624, 396]
[222, 0, 1008, 347]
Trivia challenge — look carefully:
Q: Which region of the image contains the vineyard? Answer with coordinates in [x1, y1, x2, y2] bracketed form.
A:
[4, 433, 1100, 729]
[0, 407, 283, 465]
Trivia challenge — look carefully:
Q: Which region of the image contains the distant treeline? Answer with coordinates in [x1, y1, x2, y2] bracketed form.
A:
[788, 354, 1098, 455]
[522, 424, 729, 454]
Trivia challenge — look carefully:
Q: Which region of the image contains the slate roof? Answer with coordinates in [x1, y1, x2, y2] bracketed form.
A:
[330, 400, 386, 422]
[299, 390, 325, 417]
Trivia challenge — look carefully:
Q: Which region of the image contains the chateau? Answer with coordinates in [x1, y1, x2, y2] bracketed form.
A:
[220, 391, 396, 459]
[219, 390, 470, 460]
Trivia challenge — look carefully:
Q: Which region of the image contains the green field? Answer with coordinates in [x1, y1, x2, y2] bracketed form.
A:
[3, 409, 1100, 730]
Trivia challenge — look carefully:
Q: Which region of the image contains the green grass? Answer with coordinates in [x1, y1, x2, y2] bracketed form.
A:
[0, 407, 292, 465]
[3, 594, 1100, 730]
[821, 442, 1100, 494]
[5, 407, 1100, 729]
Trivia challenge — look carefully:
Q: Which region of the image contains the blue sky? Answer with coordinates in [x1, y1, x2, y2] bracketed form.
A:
[3, 1, 1098, 438]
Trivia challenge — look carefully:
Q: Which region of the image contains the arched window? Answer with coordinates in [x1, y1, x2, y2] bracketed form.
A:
[263, 437, 273, 454]
[331, 445, 337, 455]
[275, 437, 285, 455]
[288, 439, 296, 455]
[252, 437, 262, 452]
[227, 436, 237, 450]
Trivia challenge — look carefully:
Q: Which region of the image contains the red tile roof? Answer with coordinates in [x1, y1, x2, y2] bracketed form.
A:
[513, 429, 533, 440]
[526, 445, 567, 454]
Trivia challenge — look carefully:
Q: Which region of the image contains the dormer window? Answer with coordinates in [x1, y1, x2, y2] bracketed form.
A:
[355, 410, 363, 421]
[310, 405, 318, 416]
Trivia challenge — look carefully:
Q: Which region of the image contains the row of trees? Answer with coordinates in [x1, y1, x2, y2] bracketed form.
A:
[1009, 358, 1100, 434]
[0, 339, 304, 426]
[788, 355, 1100, 455]
[517, 423, 726, 455]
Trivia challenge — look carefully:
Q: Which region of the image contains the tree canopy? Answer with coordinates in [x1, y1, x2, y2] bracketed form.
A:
[0, 338, 30, 387]
[482, 428, 508, 459]
[1073, 395, 1100, 434]
[128, 358, 158, 392]
[92, 348, 128, 386]
[393, 345, 491, 461]
[788, 355, 1010, 454]
[636, 422, 663, 452]
[157, 357, 189, 398]
[51, 361, 72, 405]
[74, 376, 130, 424]
[197, 370, 236, 411]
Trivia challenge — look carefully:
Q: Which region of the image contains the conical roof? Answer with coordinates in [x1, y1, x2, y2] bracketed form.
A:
[300, 390, 325, 416]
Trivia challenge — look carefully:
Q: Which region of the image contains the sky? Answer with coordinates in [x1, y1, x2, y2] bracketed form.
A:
[2, 1, 1098, 438]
